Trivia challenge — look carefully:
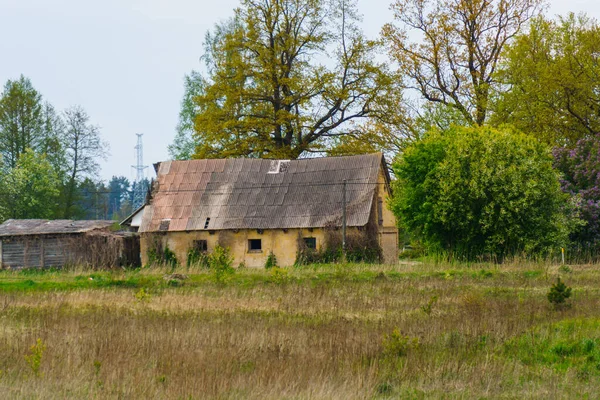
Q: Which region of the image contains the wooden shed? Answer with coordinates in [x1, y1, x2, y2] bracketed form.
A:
[0, 219, 140, 269]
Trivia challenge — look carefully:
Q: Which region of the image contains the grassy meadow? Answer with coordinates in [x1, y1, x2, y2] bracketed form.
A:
[1, 261, 600, 399]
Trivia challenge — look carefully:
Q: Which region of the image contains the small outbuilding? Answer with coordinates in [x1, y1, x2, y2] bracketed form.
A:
[135, 153, 398, 267]
[0, 219, 140, 269]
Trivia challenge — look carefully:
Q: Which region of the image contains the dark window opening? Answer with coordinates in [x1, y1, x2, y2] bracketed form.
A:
[193, 240, 208, 252]
[248, 239, 262, 252]
[159, 219, 170, 231]
[204, 217, 210, 229]
[303, 237, 317, 250]
[377, 198, 384, 226]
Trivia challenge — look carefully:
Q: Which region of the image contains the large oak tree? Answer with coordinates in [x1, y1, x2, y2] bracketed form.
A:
[186, 0, 400, 159]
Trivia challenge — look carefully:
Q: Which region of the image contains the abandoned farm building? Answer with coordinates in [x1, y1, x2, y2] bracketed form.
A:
[0, 220, 140, 269]
[134, 153, 398, 267]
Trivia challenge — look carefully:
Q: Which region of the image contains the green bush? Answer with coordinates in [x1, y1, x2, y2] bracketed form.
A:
[391, 125, 574, 260]
[382, 329, 419, 358]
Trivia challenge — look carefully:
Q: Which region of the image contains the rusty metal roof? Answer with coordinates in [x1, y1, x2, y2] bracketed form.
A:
[140, 153, 387, 232]
[0, 220, 115, 237]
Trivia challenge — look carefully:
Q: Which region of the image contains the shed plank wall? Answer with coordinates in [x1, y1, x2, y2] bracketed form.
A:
[1, 238, 67, 269]
[0, 234, 140, 269]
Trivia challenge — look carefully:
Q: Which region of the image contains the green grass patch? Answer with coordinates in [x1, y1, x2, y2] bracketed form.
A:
[505, 318, 600, 377]
[0, 262, 559, 294]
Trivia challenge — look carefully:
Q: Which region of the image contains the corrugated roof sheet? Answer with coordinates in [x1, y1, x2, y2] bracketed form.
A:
[0, 220, 115, 237]
[140, 153, 385, 232]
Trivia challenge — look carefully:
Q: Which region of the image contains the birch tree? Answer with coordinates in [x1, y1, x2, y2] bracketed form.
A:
[61, 105, 108, 218]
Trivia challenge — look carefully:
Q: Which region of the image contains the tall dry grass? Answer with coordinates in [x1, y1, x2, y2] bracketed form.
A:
[1, 262, 600, 398]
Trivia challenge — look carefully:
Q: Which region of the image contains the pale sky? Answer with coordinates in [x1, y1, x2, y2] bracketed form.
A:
[1, 0, 598, 182]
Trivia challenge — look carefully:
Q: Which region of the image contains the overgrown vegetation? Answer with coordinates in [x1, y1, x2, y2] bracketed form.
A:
[186, 246, 209, 269]
[295, 227, 382, 266]
[145, 235, 179, 268]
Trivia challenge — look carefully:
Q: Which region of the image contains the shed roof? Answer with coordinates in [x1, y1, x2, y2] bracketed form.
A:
[0, 219, 115, 237]
[140, 153, 388, 232]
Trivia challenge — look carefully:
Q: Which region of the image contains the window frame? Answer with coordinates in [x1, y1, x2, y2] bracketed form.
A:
[193, 239, 208, 253]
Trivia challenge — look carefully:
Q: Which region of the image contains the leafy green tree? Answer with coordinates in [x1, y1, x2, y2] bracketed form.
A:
[107, 176, 132, 219]
[0, 76, 45, 168]
[382, 0, 543, 126]
[39, 102, 66, 180]
[391, 125, 573, 259]
[0, 149, 60, 220]
[493, 14, 600, 145]
[188, 0, 400, 159]
[75, 178, 108, 220]
[169, 71, 204, 160]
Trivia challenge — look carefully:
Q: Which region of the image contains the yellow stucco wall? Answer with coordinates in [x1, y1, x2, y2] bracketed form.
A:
[141, 228, 328, 268]
[376, 167, 399, 264]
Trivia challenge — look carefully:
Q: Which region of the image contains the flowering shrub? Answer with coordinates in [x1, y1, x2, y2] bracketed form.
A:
[553, 134, 600, 247]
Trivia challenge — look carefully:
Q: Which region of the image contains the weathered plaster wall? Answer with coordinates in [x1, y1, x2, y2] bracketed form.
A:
[141, 228, 327, 268]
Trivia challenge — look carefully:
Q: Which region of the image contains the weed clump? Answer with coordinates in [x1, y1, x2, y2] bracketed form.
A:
[421, 295, 438, 315]
[187, 247, 209, 269]
[265, 252, 278, 269]
[382, 329, 419, 358]
[135, 288, 152, 303]
[24, 338, 46, 377]
[269, 267, 290, 284]
[376, 381, 394, 395]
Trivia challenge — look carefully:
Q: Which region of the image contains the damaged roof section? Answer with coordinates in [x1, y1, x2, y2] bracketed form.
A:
[0, 220, 115, 237]
[140, 153, 386, 233]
